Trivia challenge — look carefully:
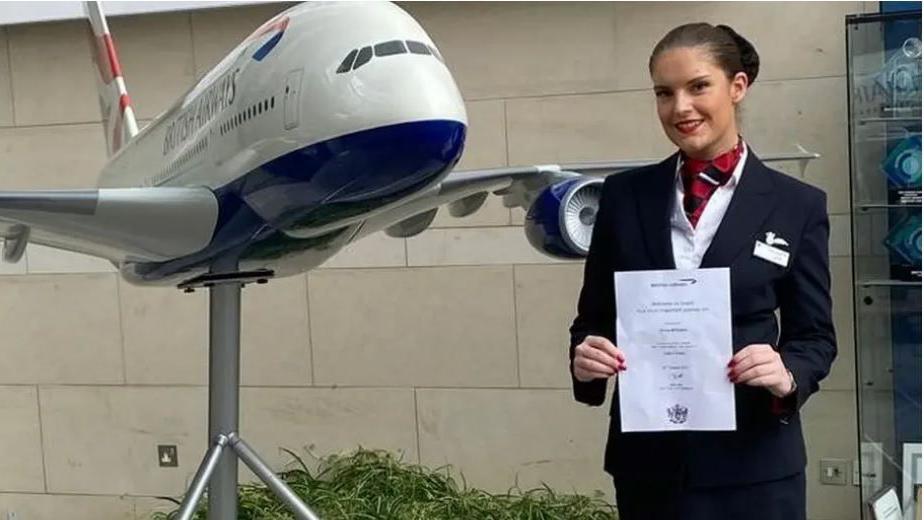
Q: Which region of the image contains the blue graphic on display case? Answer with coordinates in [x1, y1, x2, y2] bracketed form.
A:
[884, 211, 923, 282]
[884, 213, 922, 265]
[882, 135, 922, 190]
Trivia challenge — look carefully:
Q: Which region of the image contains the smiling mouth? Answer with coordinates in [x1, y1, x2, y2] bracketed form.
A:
[675, 120, 704, 135]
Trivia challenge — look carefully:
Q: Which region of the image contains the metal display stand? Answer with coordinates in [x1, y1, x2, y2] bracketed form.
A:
[174, 259, 321, 520]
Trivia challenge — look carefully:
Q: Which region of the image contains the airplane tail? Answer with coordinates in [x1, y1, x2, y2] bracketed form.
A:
[83, 1, 139, 157]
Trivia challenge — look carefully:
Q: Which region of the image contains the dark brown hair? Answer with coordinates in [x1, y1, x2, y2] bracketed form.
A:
[648, 23, 760, 86]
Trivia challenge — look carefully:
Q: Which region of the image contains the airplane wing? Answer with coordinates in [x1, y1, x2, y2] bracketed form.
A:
[0, 188, 218, 264]
[359, 149, 821, 258]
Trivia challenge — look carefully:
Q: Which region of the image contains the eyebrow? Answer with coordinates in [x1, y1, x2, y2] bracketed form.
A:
[686, 75, 711, 85]
[653, 75, 712, 90]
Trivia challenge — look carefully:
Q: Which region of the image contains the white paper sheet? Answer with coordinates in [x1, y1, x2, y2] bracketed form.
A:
[615, 268, 736, 432]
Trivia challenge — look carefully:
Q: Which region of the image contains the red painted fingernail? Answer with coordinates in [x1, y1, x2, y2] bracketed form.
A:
[728, 361, 736, 367]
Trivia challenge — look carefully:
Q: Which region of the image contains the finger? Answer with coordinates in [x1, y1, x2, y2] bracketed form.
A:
[731, 351, 783, 380]
[729, 353, 763, 375]
[575, 368, 615, 382]
[585, 336, 626, 363]
[733, 364, 782, 384]
[740, 374, 779, 389]
[730, 344, 773, 366]
[580, 346, 622, 371]
[730, 347, 777, 373]
[575, 357, 616, 375]
[574, 358, 616, 379]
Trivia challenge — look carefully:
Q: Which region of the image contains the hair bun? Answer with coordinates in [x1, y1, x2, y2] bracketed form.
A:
[717, 24, 760, 85]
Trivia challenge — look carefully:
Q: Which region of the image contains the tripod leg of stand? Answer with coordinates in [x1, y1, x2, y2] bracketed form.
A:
[176, 435, 229, 520]
[208, 278, 242, 519]
[229, 433, 322, 520]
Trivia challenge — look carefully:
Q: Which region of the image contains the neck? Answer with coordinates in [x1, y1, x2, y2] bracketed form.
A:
[684, 133, 741, 160]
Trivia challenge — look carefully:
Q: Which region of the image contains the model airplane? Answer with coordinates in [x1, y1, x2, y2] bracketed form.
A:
[0, 1, 817, 287]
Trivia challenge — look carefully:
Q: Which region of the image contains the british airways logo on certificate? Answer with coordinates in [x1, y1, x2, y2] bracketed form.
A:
[649, 277, 698, 288]
[614, 268, 736, 432]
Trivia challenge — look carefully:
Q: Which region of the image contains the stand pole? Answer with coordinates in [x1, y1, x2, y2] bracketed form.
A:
[207, 276, 241, 520]
[173, 264, 322, 520]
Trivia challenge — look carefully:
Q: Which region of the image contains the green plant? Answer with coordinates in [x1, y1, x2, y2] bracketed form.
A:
[151, 448, 617, 519]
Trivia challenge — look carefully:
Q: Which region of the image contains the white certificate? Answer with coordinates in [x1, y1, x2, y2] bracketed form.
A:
[615, 268, 736, 432]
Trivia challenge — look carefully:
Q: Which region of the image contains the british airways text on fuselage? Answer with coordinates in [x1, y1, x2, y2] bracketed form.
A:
[162, 69, 238, 156]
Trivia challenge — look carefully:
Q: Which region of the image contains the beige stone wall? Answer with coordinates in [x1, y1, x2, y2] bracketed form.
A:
[0, 2, 878, 519]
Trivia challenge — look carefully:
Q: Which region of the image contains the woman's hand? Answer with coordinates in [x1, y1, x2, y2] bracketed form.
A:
[572, 335, 626, 383]
[728, 344, 794, 398]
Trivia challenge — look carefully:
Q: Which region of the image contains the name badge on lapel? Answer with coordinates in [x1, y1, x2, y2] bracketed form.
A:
[753, 232, 790, 267]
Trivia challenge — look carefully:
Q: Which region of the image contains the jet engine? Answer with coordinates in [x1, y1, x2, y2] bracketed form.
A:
[524, 177, 603, 259]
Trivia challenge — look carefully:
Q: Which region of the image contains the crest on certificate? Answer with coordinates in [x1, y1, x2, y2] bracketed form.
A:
[667, 404, 689, 424]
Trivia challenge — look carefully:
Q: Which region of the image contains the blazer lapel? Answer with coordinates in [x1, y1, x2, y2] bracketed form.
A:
[633, 154, 678, 270]
[700, 148, 777, 268]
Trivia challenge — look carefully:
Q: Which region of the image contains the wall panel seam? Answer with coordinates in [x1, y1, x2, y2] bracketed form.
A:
[5, 28, 15, 126]
[187, 13, 198, 79]
[115, 277, 129, 384]
[305, 274, 316, 386]
[413, 388, 422, 464]
[35, 386, 49, 493]
[470, 74, 849, 104]
[512, 265, 521, 387]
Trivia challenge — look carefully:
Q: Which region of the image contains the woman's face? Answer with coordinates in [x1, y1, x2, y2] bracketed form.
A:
[650, 46, 748, 160]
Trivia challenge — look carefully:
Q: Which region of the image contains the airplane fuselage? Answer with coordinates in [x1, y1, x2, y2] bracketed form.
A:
[99, 1, 467, 284]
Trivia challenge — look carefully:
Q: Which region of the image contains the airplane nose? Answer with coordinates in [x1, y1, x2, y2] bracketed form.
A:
[255, 117, 466, 233]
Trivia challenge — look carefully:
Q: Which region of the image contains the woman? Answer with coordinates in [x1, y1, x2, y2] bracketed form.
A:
[568, 23, 836, 520]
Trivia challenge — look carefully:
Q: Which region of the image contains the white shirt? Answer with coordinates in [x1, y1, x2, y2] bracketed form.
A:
[670, 145, 748, 270]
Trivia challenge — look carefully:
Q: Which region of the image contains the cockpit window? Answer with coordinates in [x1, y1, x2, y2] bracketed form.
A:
[428, 44, 444, 63]
[353, 46, 373, 69]
[406, 40, 431, 55]
[338, 40, 445, 74]
[374, 40, 407, 57]
[337, 49, 358, 73]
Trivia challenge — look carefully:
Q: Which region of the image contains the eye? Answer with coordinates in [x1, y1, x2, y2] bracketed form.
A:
[655, 90, 671, 98]
[691, 81, 709, 92]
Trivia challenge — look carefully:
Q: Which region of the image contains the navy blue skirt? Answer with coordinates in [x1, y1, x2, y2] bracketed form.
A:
[613, 472, 806, 520]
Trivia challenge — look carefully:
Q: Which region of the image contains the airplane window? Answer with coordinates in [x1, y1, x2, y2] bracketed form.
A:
[428, 45, 443, 63]
[337, 49, 358, 74]
[271, 97, 275, 109]
[374, 40, 406, 57]
[406, 41, 431, 55]
[263, 100, 268, 111]
[353, 46, 372, 69]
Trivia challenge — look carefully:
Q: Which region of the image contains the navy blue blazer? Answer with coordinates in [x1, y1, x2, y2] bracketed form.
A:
[569, 149, 837, 487]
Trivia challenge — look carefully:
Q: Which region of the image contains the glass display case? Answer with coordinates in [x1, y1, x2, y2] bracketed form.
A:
[847, 10, 922, 519]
